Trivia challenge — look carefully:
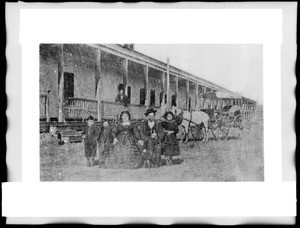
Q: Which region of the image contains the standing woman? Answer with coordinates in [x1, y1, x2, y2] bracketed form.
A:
[161, 111, 180, 166]
[104, 111, 143, 169]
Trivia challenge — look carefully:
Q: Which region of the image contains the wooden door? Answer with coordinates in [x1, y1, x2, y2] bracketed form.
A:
[64, 72, 74, 103]
[127, 86, 131, 104]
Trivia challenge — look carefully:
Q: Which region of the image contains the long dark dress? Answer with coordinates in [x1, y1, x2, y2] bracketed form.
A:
[98, 125, 114, 166]
[161, 120, 180, 157]
[83, 124, 100, 158]
[103, 122, 142, 169]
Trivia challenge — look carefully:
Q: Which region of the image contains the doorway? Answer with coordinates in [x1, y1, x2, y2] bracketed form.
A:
[63, 72, 74, 103]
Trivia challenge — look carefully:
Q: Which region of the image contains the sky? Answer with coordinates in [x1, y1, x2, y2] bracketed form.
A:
[134, 44, 263, 104]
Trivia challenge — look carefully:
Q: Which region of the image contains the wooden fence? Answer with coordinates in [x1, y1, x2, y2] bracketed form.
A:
[64, 98, 148, 121]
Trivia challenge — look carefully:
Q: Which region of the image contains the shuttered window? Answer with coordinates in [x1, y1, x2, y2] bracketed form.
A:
[127, 86, 131, 103]
[150, 90, 155, 106]
[140, 88, 146, 105]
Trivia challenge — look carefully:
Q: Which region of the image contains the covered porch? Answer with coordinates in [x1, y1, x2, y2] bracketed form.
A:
[40, 44, 221, 123]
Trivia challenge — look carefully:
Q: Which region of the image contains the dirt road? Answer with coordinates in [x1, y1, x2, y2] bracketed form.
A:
[40, 119, 264, 182]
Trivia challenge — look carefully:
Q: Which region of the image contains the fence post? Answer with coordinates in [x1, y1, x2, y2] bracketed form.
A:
[46, 90, 50, 122]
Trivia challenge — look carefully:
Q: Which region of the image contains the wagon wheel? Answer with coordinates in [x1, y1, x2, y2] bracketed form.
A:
[190, 124, 206, 141]
[211, 116, 230, 140]
[233, 114, 244, 129]
[241, 118, 252, 136]
[234, 114, 251, 136]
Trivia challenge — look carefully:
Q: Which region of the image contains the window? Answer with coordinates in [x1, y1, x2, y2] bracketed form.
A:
[188, 97, 191, 110]
[127, 86, 131, 104]
[140, 88, 146, 105]
[198, 85, 202, 94]
[159, 91, 163, 104]
[150, 90, 155, 106]
[63, 72, 74, 102]
[159, 92, 169, 105]
[171, 95, 176, 107]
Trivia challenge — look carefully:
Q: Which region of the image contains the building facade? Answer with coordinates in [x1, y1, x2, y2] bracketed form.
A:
[39, 44, 256, 122]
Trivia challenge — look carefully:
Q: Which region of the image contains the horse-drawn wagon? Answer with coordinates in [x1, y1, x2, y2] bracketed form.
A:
[206, 104, 251, 140]
[172, 91, 254, 142]
[201, 91, 252, 141]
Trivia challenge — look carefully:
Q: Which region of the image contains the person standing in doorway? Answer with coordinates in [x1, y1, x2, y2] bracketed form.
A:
[115, 83, 129, 109]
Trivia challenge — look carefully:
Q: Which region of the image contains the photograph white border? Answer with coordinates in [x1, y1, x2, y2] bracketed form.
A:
[4, 2, 296, 222]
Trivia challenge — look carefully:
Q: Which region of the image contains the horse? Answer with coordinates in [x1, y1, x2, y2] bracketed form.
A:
[171, 106, 210, 142]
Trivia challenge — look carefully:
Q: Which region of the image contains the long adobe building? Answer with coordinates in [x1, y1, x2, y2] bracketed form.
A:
[39, 43, 256, 122]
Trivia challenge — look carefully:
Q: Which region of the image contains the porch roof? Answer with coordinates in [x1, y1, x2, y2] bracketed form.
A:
[215, 91, 243, 99]
[87, 44, 232, 93]
[201, 91, 242, 100]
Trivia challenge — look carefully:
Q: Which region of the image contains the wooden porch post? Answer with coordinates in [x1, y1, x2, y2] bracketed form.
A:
[175, 76, 179, 108]
[195, 83, 199, 111]
[203, 86, 207, 93]
[123, 58, 128, 95]
[166, 58, 170, 108]
[46, 90, 50, 122]
[144, 65, 149, 109]
[96, 49, 102, 122]
[161, 71, 165, 105]
[186, 80, 190, 110]
[58, 44, 65, 123]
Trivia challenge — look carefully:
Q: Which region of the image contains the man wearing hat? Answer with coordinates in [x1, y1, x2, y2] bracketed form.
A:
[137, 108, 165, 168]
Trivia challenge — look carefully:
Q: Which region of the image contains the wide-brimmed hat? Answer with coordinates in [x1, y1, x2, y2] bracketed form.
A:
[144, 108, 157, 116]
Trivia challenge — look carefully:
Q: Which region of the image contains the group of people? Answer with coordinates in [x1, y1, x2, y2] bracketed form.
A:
[83, 108, 181, 169]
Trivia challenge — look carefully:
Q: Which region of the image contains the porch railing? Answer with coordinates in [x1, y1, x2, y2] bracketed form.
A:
[64, 98, 147, 121]
[241, 105, 256, 122]
[64, 97, 98, 119]
[40, 95, 47, 119]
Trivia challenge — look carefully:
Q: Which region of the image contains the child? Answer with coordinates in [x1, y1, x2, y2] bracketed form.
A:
[98, 121, 113, 168]
[82, 115, 100, 167]
[161, 111, 180, 166]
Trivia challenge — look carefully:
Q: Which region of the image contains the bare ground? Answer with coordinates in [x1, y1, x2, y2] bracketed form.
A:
[40, 119, 264, 182]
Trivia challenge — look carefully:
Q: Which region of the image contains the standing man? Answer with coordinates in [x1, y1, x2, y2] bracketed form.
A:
[138, 108, 165, 168]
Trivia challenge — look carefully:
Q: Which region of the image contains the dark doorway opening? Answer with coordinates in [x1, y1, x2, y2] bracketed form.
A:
[64, 72, 74, 103]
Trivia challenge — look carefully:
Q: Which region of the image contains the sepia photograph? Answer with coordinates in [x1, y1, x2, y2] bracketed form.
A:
[39, 43, 263, 182]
